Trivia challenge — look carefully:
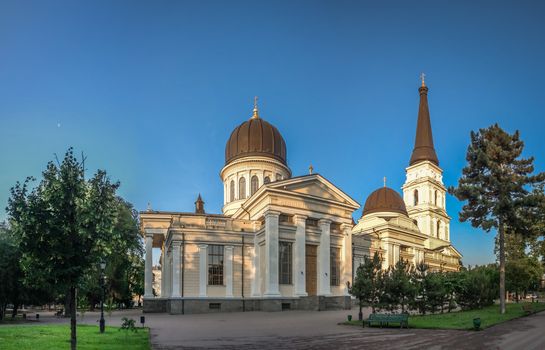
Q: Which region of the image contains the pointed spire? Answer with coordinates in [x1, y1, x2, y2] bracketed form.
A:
[409, 75, 439, 166]
[195, 194, 205, 214]
[251, 96, 259, 119]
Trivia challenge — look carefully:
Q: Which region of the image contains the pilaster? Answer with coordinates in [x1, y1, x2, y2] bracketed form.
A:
[225, 245, 234, 297]
[264, 211, 281, 297]
[171, 241, 181, 297]
[198, 244, 208, 297]
[293, 215, 307, 297]
[341, 223, 352, 295]
[318, 219, 331, 296]
[251, 234, 261, 296]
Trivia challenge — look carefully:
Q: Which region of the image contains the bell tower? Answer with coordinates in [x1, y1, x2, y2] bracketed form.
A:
[402, 77, 451, 242]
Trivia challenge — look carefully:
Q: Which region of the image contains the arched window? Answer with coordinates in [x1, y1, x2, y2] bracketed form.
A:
[264, 176, 271, 184]
[434, 190, 438, 205]
[413, 189, 419, 206]
[239, 177, 246, 199]
[229, 180, 235, 202]
[251, 176, 259, 196]
[276, 173, 282, 181]
[436, 220, 441, 238]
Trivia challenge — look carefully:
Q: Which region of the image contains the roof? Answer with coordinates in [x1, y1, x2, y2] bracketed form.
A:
[409, 84, 439, 166]
[362, 187, 408, 217]
[225, 115, 287, 166]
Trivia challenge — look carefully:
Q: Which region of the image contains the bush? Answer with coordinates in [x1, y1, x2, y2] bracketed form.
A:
[455, 265, 498, 310]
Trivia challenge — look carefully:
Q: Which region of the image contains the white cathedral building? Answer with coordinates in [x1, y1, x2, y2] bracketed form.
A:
[141, 80, 462, 314]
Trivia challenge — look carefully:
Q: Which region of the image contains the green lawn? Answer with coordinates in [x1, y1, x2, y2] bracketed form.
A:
[342, 302, 545, 330]
[0, 324, 150, 350]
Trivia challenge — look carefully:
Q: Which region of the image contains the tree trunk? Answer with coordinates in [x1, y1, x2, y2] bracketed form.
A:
[499, 221, 506, 314]
[11, 302, 19, 319]
[0, 302, 6, 320]
[64, 291, 71, 318]
[70, 286, 77, 350]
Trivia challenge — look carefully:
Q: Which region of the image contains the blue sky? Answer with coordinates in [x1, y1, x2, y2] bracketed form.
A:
[1, 1, 544, 266]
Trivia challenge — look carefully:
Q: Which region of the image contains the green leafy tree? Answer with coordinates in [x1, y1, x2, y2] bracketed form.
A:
[79, 199, 144, 309]
[7, 148, 119, 350]
[455, 265, 498, 310]
[0, 224, 23, 320]
[506, 257, 543, 301]
[350, 252, 383, 314]
[449, 124, 545, 313]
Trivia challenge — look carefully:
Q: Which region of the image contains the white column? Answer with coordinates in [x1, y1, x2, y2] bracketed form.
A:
[318, 219, 331, 296]
[341, 224, 352, 295]
[251, 235, 260, 296]
[293, 215, 307, 297]
[171, 242, 181, 297]
[225, 246, 234, 297]
[198, 244, 208, 297]
[144, 233, 154, 298]
[160, 247, 166, 297]
[393, 244, 400, 265]
[165, 251, 171, 297]
[264, 211, 281, 297]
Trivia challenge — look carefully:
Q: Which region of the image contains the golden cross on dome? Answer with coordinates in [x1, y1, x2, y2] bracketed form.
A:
[420, 72, 426, 87]
[251, 96, 259, 119]
[383, 176, 387, 187]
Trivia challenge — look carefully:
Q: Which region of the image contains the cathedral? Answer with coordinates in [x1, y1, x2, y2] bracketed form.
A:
[141, 80, 462, 314]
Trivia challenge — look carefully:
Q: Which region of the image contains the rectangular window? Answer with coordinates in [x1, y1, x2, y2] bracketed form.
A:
[279, 241, 292, 284]
[330, 248, 341, 286]
[208, 245, 224, 285]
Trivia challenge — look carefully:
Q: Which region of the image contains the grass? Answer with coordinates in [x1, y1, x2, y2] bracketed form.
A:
[342, 302, 545, 330]
[0, 324, 150, 350]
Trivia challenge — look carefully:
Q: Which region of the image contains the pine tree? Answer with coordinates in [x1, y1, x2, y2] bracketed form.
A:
[449, 124, 545, 313]
[350, 252, 383, 314]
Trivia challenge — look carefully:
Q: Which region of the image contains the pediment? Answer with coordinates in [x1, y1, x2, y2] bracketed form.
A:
[433, 245, 463, 258]
[268, 174, 359, 208]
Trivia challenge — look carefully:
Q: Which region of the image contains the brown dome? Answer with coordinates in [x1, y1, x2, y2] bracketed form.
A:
[362, 187, 408, 217]
[225, 116, 287, 165]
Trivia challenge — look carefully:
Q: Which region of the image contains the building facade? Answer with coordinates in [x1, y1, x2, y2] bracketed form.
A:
[142, 81, 462, 314]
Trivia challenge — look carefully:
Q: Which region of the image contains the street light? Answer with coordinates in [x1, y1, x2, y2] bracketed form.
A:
[99, 261, 106, 333]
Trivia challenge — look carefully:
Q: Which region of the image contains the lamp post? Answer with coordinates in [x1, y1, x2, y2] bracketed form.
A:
[99, 261, 106, 333]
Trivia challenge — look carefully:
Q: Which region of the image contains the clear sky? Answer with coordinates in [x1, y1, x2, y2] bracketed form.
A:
[1, 1, 544, 266]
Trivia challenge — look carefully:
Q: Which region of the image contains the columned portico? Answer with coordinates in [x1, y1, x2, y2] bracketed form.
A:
[198, 244, 208, 297]
[318, 219, 331, 296]
[264, 211, 281, 297]
[293, 215, 307, 296]
[171, 241, 181, 297]
[144, 233, 154, 298]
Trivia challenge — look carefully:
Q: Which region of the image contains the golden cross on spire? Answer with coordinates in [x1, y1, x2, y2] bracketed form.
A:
[251, 96, 259, 119]
[383, 176, 387, 187]
[420, 72, 426, 87]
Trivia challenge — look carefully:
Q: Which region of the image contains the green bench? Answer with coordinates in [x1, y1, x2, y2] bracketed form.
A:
[365, 313, 409, 328]
[522, 304, 534, 315]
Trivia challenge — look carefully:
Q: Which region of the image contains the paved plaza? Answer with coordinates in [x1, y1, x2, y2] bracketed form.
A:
[17, 307, 545, 349]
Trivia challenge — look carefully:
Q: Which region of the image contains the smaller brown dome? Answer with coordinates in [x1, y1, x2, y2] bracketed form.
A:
[362, 187, 408, 217]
